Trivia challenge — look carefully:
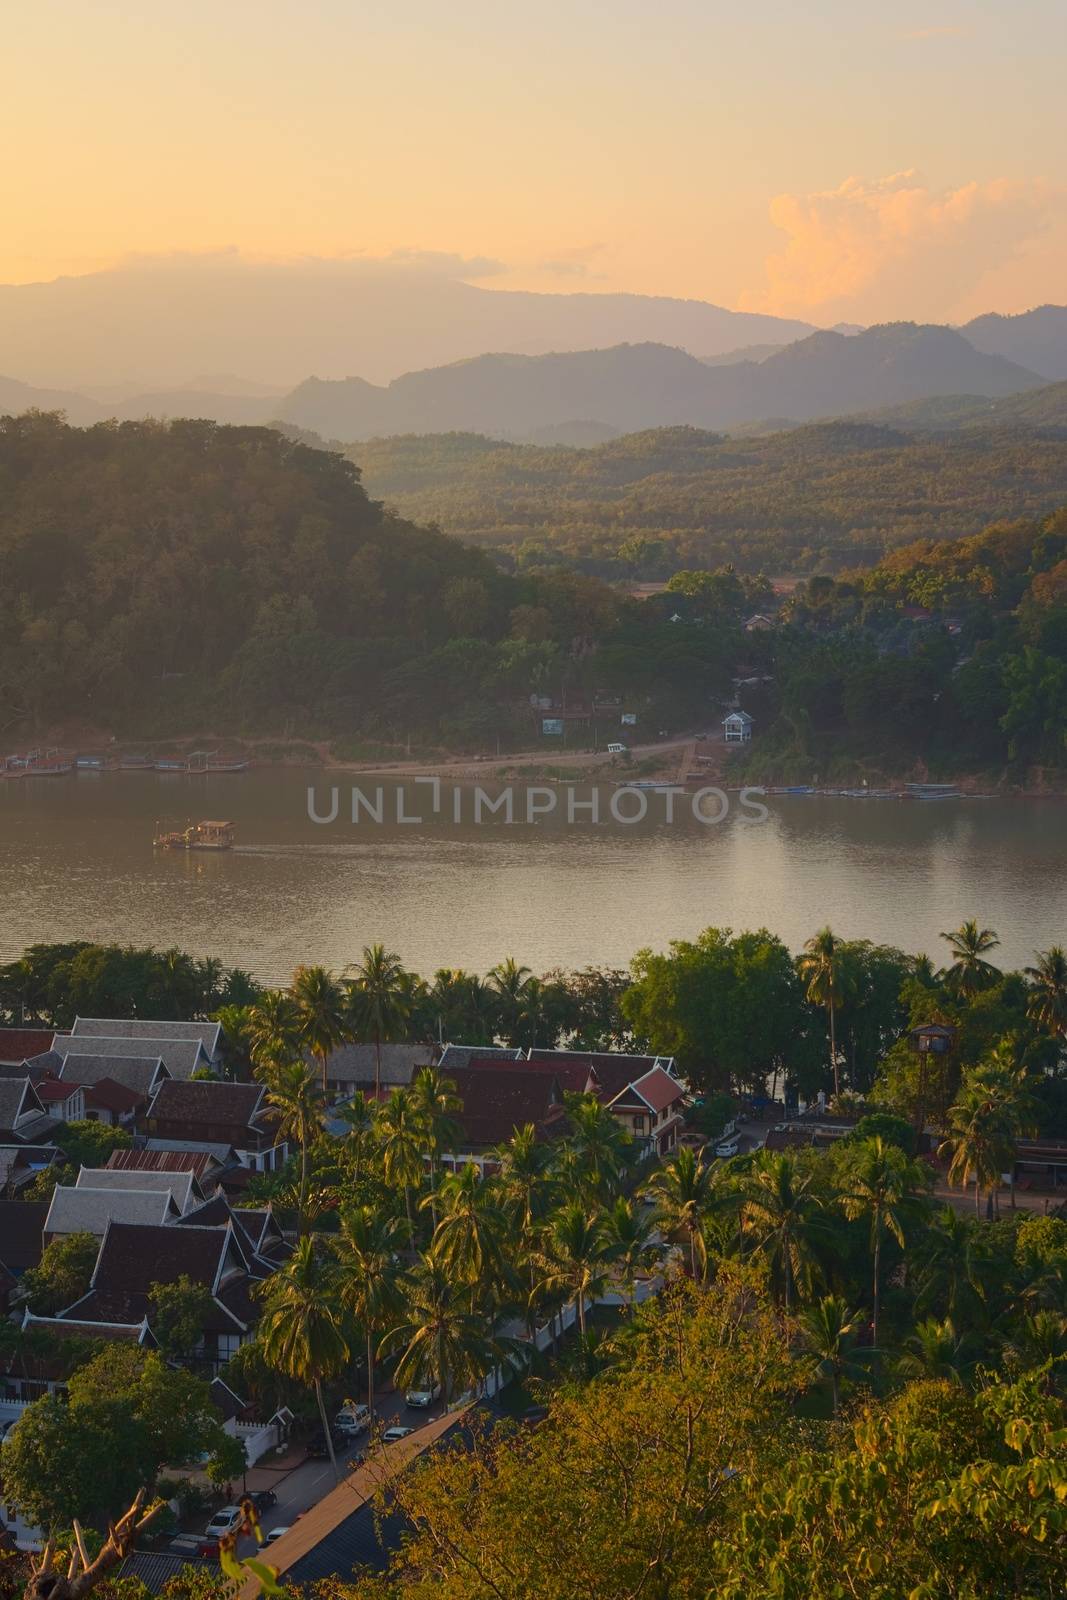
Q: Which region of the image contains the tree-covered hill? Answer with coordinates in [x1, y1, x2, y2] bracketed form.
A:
[353, 418, 1067, 574]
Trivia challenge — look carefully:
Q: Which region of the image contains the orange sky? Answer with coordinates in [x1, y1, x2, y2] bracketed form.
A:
[6, 1, 1067, 322]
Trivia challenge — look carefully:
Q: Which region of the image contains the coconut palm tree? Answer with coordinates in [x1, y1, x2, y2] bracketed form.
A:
[838, 1136, 927, 1347]
[1003, 1310, 1067, 1393]
[915, 1205, 987, 1325]
[599, 1195, 660, 1313]
[495, 1124, 556, 1238]
[263, 1060, 325, 1233]
[798, 1295, 865, 1417]
[536, 1202, 613, 1339]
[895, 1318, 973, 1385]
[1024, 946, 1067, 1042]
[743, 1151, 827, 1312]
[409, 1066, 462, 1224]
[426, 1163, 509, 1292]
[334, 1205, 406, 1428]
[940, 1053, 1035, 1218]
[798, 926, 845, 1099]
[940, 919, 1001, 998]
[381, 1257, 505, 1404]
[213, 1003, 253, 1080]
[258, 1237, 350, 1480]
[291, 964, 349, 1095]
[377, 1088, 425, 1238]
[488, 957, 534, 1047]
[643, 1145, 720, 1281]
[562, 1094, 635, 1204]
[346, 944, 411, 1097]
[246, 990, 303, 1078]
[335, 1090, 376, 1184]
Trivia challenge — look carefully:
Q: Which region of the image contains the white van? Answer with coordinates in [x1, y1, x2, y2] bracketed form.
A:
[606, 742, 628, 755]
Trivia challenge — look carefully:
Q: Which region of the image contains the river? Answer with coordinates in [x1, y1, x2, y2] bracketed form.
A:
[1, 769, 1064, 984]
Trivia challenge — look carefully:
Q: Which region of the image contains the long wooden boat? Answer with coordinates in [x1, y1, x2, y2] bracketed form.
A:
[153, 819, 235, 851]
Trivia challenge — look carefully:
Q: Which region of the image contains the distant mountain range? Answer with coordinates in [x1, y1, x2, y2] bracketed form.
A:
[3, 314, 1065, 443]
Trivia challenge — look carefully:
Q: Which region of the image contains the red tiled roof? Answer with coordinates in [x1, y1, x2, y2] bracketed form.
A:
[463, 1056, 595, 1094]
[81, 1076, 145, 1114]
[149, 1079, 263, 1128]
[36, 1078, 84, 1104]
[0, 1028, 55, 1065]
[446, 1066, 567, 1149]
[625, 1067, 684, 1115]
[527, 1050, 670, 1102]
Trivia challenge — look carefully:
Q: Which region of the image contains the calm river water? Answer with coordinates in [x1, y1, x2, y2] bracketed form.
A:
[0, 770, 1064, 984]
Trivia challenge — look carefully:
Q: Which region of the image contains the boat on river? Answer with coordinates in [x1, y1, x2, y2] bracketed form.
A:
[153, 819, 235, 850]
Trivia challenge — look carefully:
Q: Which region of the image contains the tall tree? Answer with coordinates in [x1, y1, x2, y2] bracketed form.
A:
[643, 1145, 721, 1281]
[940, 919, 1001, 999]
[799, 926, 845, 1099]
[334, 1205, 406, 1428]
[1024, 945, 1067, 1042]
[409, 1065, 462, 1225]
[536, 1202, 613, 1339]
[837, 1136, 927, 1347]
[382, 1257, 504, 1405]
[427, 1164, 509, 1292]
[798, 1295, 865, 1417]
[263, 1060, 325, 1233]
[246, 990, 303, 1078]
[743, 1152, 827, 1312]
[377, 1088, 426, 1238]
[599, 1196, 659, 1313]
[258, 1237, 350, 1481]
[347, 944, 411, 1097]
[291, 964, 348, 1095]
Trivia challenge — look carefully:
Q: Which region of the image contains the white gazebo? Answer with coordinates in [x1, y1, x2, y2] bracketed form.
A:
[722, 710, 753, 743]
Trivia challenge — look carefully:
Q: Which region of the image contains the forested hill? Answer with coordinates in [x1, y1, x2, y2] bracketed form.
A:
[353, 418, 1067, 575]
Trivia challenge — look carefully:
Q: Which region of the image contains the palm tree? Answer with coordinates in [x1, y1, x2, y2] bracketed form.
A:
[258, 1237, 350, 1480]
[1024, 946, 1067, 1042]
[644, 1145, 720, 1281]
[799, 927, 845, 1099]
[427, 1163, 509, 1291]
[263, 1060, 325, 1232]
[798, 1295, 865, 1417]
[382, 1257, 505, 1404]
[377, 1088, 425, 1238]
[940, 1053, 1035, 1218]
[562, 1094, 634, 1203]
[246, 990, 303, 1077]
[334, 1205, 406, 1428]
[495, 1124, 555, 1238]
[291, 964, 348, 1096]
[895, 1318, 972, 1385]
[488, 957, 533, 1047]
[346, 944, 411, 1097]
[1003, 1310, 1067, 1393]
[335, 1090, 376, 1184]
[536, 1202, 613, 1339]
[838, 1136, 926, 1347]
[409, 1066, 462, 1224]
[599, 1196, 659, 1313]
[743, 1151, 827, 1312]
[940, 919, 1001, 998]
[915, 1205, 986, 1325]
[213, 1003, 253, 1079]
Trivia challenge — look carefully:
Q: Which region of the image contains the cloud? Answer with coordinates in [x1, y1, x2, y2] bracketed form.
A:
[741, 170, 1066, 322]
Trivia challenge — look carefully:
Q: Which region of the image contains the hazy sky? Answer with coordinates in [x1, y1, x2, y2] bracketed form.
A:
[7, 0, 1067, 321]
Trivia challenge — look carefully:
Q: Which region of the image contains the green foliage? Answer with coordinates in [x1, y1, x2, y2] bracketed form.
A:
[0, 939, 258, 1028]
[53, 1120, 133, 1170]
[22, 1231, 99, 1315]
[148, 1276, 216, 1361]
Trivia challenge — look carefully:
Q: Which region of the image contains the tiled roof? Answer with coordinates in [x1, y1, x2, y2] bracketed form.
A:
[144, 1138, 236, 1163]
[0, 1028, 55, 1064]
[56, 1052, 164, 1096]
[53, 1033, 202, 1080]
[45, 1184, 179, 1237]
[621, 1067, 685, 1115]
[35, 1078, 84, 1105]
[21, 1311, 152, 1344]
[72, 1017, 222, 1056]
[0, 1078, 44, 1131]
[148, 1078, 263, 1129]
[445, 1066, 566, 1150]
[463, 1055, 595, 1094]
[323, 1042, 431, 1085]
[0, 1200, 47, 1273]
[67, 1222, 235, 1326]
[77, 1166, 197, 1212]
[437, 1044, 525, 1071]
[107, 1147, 219, 1181]
[82, 1077, 146, 1114]
[528, 1050, 674, 1102]
[119, 1553, 211, 1595]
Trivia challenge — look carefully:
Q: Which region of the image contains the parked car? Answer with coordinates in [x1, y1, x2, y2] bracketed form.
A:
[205, 1507, 244, 1539]
[263, 1526, 291, 1545]
[335, 1403, 371, 1435]
[404, 1384, 441, 1409]
[306, 1428, 348, 1459]
[382, 1425, 414, 1443]
[714, 1137, 740, 1158]
[249, 1489, 277, 1512]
